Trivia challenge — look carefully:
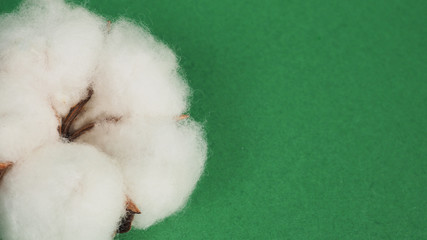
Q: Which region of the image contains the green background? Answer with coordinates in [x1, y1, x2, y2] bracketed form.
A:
[1, 0, 426, 239]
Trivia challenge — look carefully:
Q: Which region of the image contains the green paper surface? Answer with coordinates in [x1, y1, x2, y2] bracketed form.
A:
[0, 0, 426, 239]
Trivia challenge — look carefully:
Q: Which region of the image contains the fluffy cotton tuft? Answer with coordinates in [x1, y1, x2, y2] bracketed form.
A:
[78, 118, 207, 228]
[0, 143, 126, 240]
[0, 0, 206, 239]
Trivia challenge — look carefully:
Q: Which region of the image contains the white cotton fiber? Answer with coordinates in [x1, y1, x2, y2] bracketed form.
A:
[0, 75, 58, 162]
[72, 19, 189, 129]
[0, 0, 206, 239]
[0, 0, 105, 115]
[0, 143, 126, 240]
[77, 118, 207, 228]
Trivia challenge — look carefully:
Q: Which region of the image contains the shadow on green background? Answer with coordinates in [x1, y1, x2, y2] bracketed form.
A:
[0, 0, 426, 239]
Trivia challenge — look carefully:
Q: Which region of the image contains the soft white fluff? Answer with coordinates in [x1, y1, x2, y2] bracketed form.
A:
[78, 118, 206, 228]
[0, 143, 126, 240]
[0, 0, 206, 239]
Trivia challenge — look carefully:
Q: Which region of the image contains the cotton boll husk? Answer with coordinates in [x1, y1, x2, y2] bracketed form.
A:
[77, 118, 206, 228]
[0, 142, 126, 240]
[0, 75, 58, 163]
[0, 0, 106, 115]
[73, 19, 189, 127]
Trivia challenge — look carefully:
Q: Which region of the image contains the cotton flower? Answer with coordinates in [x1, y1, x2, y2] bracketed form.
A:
[0, 0, 207, 239]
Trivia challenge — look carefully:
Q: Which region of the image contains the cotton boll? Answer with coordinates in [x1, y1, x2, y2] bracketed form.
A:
[0, 142, 126, 240]
[0, 0, 207, 236]
[78, 118, 206, 228]
[0, 75, 58, 163]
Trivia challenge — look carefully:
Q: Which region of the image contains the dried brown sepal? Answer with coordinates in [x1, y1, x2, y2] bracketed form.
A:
[58, 88, 124, 142]
[117, 198, 141, 234]
[59, 88, 94, 139]
[126, 198, 141, 214]
[0, 162, 13, 181]
[177, 114, 189, 121]
[68, 122, 96, 141]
